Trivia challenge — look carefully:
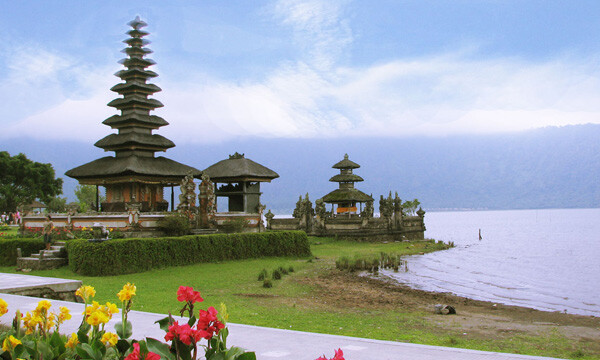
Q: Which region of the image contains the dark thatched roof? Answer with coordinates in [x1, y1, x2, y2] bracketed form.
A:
[204, 152, 279, 182]
[332, 154, 360, 169]
[329, 174, 364, 182]
[321, 188, 373, 204]
[95, 133, 174, 150]
[65, 155, 201, 180]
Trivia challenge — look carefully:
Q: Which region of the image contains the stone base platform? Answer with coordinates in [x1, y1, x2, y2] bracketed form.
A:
[0, 273, 81, 302]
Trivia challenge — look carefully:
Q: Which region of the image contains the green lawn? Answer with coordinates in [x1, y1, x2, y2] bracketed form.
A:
[0, 236, 596, 359]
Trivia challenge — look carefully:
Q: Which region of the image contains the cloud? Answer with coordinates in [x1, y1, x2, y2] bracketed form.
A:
[3, 1, 600, 144]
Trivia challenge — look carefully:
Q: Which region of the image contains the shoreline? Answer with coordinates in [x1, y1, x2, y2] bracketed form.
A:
[302, 268, 600, 356]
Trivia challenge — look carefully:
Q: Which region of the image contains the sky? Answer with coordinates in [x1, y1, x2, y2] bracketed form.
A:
[2, 0, 600, 144]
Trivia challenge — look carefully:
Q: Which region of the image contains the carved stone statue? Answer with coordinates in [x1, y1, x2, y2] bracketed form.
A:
[265, 210, 274, 230]
[292, 195, 303, 219]
[126, 202, 142, 228]
[314, 198, 327, 229]
[257, 202, 267, 231]
[198, 173, 216, 228]
[177, 172, 197, 212]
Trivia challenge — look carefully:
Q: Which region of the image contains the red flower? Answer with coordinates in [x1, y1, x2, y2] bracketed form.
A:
[316, 348, 344, 360]
[125, 343, 160, 360]
[165, 321, 203, 345]
[176, 286, 203, 303]
[196, 306, 225, 340]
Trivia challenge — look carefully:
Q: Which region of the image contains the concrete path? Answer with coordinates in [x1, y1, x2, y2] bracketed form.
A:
[0, 275, 564, 360]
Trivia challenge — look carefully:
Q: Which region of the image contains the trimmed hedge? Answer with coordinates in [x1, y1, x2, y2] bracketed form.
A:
[0, 238, 45, 266]
[67, 231, 312, 276]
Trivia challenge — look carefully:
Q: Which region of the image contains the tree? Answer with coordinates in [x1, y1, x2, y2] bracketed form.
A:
[402, 198, 421, 215]
[46, 196, 67, 213]
[75, 185, 105, 212]
[0, 151, 63, 212]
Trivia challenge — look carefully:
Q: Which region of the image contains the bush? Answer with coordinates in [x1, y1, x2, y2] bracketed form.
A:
[67, 231, 311, 276]
[0, 238, 45, 265]
[262, 278, 273, 288]
[272, 269, 282, 280]
[157, 214, 191, 236]
[257, 268, 268, 281]
[288, 266, 295, 273]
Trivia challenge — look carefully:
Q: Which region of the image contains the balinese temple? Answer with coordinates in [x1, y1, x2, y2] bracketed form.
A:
[321, 154, 373, 216]
[66, 17, 201, 212]
[203, 153, 279, 213]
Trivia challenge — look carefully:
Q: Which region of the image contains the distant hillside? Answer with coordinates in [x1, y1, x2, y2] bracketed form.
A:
[3, 124, 599, 213]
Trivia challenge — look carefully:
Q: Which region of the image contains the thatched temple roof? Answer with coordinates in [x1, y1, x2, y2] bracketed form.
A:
[204, 152, 279, 182]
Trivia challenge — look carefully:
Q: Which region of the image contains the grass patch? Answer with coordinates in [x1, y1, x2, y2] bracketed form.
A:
[0, 236, 596, 359]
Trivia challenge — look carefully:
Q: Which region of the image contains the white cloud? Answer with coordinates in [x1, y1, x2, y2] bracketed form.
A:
[2, 2, 600, 144]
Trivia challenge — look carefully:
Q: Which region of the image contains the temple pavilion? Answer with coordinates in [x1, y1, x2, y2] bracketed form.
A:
[203, 153, 279, 214]
[66, 17, 201, 212]
[321, 154, 373, 216]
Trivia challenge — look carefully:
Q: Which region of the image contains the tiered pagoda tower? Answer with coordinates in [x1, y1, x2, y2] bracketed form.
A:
[66, 17, 201, 212]
[321, 154, 373, 215]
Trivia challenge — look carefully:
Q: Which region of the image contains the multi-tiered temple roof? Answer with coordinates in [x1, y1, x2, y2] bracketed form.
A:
[66, 17, 200, 212]
[322, 154, 373, 205]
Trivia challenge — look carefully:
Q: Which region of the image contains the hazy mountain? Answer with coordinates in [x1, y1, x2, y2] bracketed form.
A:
[3, 124, 599, 213]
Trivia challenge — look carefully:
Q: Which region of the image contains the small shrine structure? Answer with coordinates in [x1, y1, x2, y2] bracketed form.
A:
[322, 154, 373, 216]
[203, 153, 278, 231]
[65, 17, 201, 213]
[267, 154, 426, 240]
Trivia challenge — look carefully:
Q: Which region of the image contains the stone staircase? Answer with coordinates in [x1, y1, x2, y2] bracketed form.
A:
[16, 241, 68, 271]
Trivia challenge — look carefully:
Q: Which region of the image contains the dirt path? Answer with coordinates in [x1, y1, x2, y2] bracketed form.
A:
[298, 269, 600, 354]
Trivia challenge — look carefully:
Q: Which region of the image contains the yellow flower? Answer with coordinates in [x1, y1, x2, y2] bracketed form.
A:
[104, 302, 119, 318]
[85, 301, 100, 316]
[58, 306, 71, 323]
[117, 283, 136, 302]
[36, 300, 52, 312]
[0, 298, 7, 316]
[2, 336, 21, 352]
[219, 302, 229, 324]
[65, 333, 79, 349]
[101, 332, 118, 347]
[76, 285, 96, 302]
[22, 311, 42, 334]
[86, 310, 109, 327]
[45, 312, 56, 331]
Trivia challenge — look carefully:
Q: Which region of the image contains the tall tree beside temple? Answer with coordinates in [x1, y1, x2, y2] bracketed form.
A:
[0, 151, 63, 212]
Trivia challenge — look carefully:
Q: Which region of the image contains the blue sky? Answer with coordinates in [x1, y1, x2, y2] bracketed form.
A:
[2, 0, 600, 144]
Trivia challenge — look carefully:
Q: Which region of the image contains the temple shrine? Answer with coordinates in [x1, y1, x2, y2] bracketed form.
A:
[65, 17, 201, 212]
[322, 154, 373, 216]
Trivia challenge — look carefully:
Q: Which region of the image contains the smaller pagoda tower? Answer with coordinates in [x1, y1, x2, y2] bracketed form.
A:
[66, 17, 201, 212]
[321, 154, 373, 216]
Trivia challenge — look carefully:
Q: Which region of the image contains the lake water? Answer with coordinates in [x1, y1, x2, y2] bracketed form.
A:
[383, 208, 600, 316]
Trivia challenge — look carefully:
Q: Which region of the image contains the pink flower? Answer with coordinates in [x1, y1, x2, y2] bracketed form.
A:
[176, 286, 203, 304]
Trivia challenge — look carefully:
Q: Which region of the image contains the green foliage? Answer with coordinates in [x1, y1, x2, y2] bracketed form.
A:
[272, 269, 282, 280]
[262, 279, 273, 288]
[288, 266, 294, 273]
[257, 269, 268, 281]
[67, 231, 312, 276]
[0, 151, 63, 212]
[46, 196, 67, 213]
[220, 218, 250, 233]
[401, 198, 421, 215]
[74, 185, 104, 212]
[0, 238, 45, 265]
[157, 214, 191, 236]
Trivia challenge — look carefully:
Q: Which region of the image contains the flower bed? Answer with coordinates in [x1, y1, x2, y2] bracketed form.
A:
[0, 285, 344, 360]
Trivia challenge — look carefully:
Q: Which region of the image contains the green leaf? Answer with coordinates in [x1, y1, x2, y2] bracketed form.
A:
[115, 320, 133, 339]
[236, 352, 257, 360]
[187, 315, 196, 327]
[225, 347, 245, 359]
[116, 339, 131, 354]
[146, 337, 175, 360]
[155, 316, 171, 332]
[36, 340, 55, 360]
[207, 353, 225, 360]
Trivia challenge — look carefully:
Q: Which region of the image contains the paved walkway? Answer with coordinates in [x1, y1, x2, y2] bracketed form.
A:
[0, 274, 564, 360]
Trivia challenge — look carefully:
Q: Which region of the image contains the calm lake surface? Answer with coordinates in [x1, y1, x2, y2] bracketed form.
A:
[383, 208, 600, 316]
